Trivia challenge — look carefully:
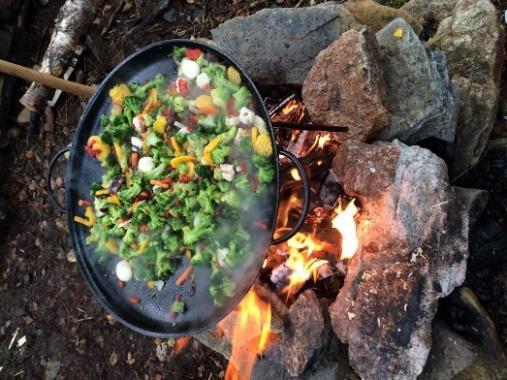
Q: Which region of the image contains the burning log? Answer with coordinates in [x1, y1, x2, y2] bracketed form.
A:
[19, 0, 101, 111]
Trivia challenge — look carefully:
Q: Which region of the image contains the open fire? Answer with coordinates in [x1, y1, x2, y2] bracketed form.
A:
[223, 182, 359, 379]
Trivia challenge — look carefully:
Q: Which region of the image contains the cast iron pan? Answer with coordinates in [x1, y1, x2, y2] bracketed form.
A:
[47, 40, 309, 338]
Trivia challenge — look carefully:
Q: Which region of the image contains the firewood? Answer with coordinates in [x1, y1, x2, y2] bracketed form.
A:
[19, 0, 101, 112]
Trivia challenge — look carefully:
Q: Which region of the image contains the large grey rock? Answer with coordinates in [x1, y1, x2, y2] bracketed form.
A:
[302, 27, 390, 141]
[428, 0, 503, 84]
[211, 2, 357, 85]
[329, 140, 470, 380]
[401, 0, 458, 25]
[374, 18, 458, 144]
[428, 0, 504, 178]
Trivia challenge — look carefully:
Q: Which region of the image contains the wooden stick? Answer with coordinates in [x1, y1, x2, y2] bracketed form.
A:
[0, 59, 96, 99]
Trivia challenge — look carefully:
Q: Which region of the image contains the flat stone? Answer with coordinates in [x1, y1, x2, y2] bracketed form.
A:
[330, 139, 470, 380]
[420, 319, 478, 380]
[344, 0, 422, 34]
[302, 28, 390, 141]
[279, 290, 328, 377]
[428, 0, 504, 178]
[374, 18, 458, 144]
[211, 3, 357, 85]
[401, 0, 458, 25]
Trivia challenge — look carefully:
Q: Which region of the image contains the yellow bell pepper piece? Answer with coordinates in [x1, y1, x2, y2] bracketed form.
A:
[125, 168, 133, 187]
[171, 155, 197, 169]
[253, 133, 273, 157]
[187, 162, 196, 178]
[251, 127, 259, 146]
[202, 135, 223, 165]
[227, 66, 241, 85]
[73, 206, 96, 227]
[171, 137, 182, 156]
[113, 141, 124, 165]
[87, 136, 110, 161]
[153, 115, 167, 134]
[107, 195, 121, 205]
[95, 189, 110, 196]
[106, 238, 118, 254]
[109, 84, 131, 105]
[143, 88, 158, 114]
[138, 237, 149, 253]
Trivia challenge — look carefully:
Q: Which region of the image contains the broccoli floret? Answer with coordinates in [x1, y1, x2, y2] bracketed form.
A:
[233, 87, 251, 110]
[172, 46, 187, 60]
[211, 144, 230, 164]
[172, 96, 188, 114]
[118, 183, 141, 203]
[155, 249, 176, 278]
[182, 214, 214, 245]
[220, 126, 237, 144]
[123, 96, 142, 122]
[130, 74, 165, 99]
[210, 268, 236, 306]
[221, 190, 240, 208]
[170, 300, 186, 313]
[89, 182, 103, 196]
[252, 154, 275, 183]
[102, 123, 133, 145]
[147, 207, 165, 229]
[210, 87, 229, 110]
[122, 225, 137, 245]
[233, 174, 250, 191]
[186, 133, 207, 161]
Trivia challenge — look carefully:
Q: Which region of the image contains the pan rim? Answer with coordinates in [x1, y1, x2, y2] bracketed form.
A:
[65, 39, 280, 338]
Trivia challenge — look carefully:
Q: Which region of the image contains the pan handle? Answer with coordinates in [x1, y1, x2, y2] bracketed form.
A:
[47, 147, 70, 213]
[271, 150, 310, 245]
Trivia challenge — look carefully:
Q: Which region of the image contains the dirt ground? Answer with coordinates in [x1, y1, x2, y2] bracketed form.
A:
[0, 0, 505, 379]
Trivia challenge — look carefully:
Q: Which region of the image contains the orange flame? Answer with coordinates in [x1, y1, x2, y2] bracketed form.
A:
[332, 199, 359, 260]
[318, 133, 331, 149]
[284, 233, 328, 297]
[225, 289, 272, 380]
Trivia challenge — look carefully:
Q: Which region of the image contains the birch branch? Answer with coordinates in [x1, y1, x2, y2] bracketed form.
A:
[20, 0, 100, 111]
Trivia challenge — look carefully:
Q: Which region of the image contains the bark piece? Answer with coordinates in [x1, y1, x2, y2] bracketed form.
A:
[302, 28, 390, 141]
[19, 0, 100, 111]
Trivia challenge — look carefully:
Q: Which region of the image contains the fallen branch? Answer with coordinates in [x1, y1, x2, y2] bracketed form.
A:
[20, 0, 101, 111]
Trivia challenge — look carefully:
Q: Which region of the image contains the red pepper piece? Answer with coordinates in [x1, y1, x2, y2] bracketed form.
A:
[139, 224, 150, 233]
[129, 297, 141, 304]
[185, 48, 202, 60]
[179, 175, 190, 183]
[253, 221, 268, 231]
[176, 78, 188, 96]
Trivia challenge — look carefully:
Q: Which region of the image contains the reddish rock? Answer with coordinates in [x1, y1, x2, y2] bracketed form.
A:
[302, 28, 390, 141]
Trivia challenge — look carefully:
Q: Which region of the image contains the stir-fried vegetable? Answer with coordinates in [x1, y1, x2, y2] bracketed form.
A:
[75, 46, 275, 307]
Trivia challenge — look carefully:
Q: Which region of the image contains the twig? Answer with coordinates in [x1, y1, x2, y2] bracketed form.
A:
[101, 0, 125, 36]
